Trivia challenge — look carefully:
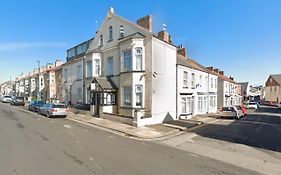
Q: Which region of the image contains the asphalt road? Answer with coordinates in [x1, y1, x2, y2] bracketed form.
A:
[191, 105, 281, 153]
[0, 103, 260, 175]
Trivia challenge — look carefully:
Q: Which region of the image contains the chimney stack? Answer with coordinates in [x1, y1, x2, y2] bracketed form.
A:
[177, 47, 186, 57]
[137, 15, 152, 32]
[214, 68, 219, 73]
[219, 70, 224, 75]
[207, 67, 214, 71]
[158, 30, 171, 43]
[229, 76, 234, 80]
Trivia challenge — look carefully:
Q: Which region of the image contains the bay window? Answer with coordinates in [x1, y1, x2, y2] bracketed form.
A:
[135, 47, 143, 70]
[123, 50, 132, 72]
[123, 86, 132, 106]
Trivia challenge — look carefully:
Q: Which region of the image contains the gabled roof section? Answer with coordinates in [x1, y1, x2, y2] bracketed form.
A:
[91, 77, 117, 92]
[271, 74, 281, 84]
[177, 54, 208, 73]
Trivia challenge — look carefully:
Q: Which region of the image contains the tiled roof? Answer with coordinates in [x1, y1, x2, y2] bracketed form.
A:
[271, 74, 281, 85]
[177, 54, 208, 73]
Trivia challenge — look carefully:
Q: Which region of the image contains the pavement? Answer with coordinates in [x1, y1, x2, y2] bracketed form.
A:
[159, 105, 281, 175]
[67, 110, 220, 140]
[0, 102, 260, 175]
[67, 112, 183, 140]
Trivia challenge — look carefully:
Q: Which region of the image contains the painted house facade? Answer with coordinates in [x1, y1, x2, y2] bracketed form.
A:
[265, 74, 281, 103]
[70, 8, 177, 127]
[207, 67, 242, 108]
[177, 53, 218, 119]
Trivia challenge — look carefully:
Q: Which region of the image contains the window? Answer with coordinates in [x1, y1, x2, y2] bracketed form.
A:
[199, 75, 202, 87]
[119, 25, 124, 38]
[109, 26, 113, 41]
[67, 48, 75, 58]
[76, 43, 87, 55]
[181, 97, 192, 114]
[40, 78, 43, 86]
[210, 96, 216, 108]
[198, 97, 203, 112]
[123, 50, 132, 72]
[95, 59, 100, 76]
[77, 65, 82, 80]
[214, 79, 217, 88]
[86, 60, 93, 78]
[99, 35, 103, 47]
[211, 78, 213, 88]
[104, 93, 116, 105]
[123, 86, 132, 106]
[107, 57, 113, 76]
[135, 47, 143, 70]
[191, 73, 195, 88]
[198, 96, 207, 113]
[183, 71, 188, 88]
[135, 85, 143, 106]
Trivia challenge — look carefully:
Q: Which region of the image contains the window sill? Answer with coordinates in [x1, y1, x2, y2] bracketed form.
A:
[107, 39, 113, 43]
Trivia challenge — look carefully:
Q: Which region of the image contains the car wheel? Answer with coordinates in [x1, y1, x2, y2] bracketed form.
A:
[47, 112, 50, 118]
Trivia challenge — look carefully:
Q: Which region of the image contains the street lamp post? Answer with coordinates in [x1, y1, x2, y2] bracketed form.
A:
[37, 60, 40, 100]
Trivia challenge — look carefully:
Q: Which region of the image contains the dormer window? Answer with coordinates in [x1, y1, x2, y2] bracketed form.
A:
[99, 35, 103, 47]
[119, 25, 124, 38]
[109, 26, 113, 41]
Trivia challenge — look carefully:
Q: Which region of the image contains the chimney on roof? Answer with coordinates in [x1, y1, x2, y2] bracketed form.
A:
[207, 67, 214, 71]
[55, 60, 63, 67]
[158, 30, 172, 43]
[137, 15, 152, 32]
[229, 76, 234, 80]
[177, 45, 186, 57]
[214, 68, 219, 73]
[219, 70, 224, 75]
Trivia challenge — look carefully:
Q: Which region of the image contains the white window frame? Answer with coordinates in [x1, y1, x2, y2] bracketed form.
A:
[135, 84, 143, 107]
[107, 57, 113, 76]
[122, 49, 132, 72]
[183, 71, 188, 88]
[99, 35, 103, 47]
[123, 86, 132, 106]
[86, 60, 93, 78]
[191, 73, 195, 88]
[135, 47, 143, 71]
[95, 59, 100, 76]
[109, 26, 113, 41]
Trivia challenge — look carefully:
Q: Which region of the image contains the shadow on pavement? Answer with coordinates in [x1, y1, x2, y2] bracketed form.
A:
[191, 112, 281, 153]
[255, 106, 281, 114]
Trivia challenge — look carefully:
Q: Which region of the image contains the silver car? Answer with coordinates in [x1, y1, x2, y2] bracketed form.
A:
[39, 103, 68, 117]
[220, 106, 242, 119]
[1, 95, 13, 103]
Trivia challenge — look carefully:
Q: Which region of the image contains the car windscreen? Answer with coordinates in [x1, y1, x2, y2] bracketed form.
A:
[53, 104, 67, 108]
[249, 103, 256, 105]
[222, 107, 234, 111]
[16, 97, 24, 100]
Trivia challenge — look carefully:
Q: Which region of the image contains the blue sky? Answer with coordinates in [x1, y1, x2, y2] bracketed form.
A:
[0, 0, 281, 85]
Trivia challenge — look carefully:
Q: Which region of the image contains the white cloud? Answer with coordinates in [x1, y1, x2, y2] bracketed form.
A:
[0, 42, 67, 51]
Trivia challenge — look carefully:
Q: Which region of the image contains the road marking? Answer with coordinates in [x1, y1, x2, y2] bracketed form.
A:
[64, 125, 71, 129]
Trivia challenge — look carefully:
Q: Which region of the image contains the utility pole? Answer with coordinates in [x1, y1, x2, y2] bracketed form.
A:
[37, 60, 40, 100]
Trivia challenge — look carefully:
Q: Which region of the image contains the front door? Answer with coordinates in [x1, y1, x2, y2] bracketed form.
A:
[95, 93, 100, 116]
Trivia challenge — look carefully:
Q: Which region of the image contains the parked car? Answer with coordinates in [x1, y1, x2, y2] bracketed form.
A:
[28, 100, 46, 112]
[246, 102, 259, 109]
[10, 96, 25, 106]
[220, 106, 242, 119]
[269, 101, 278, 107]
[1, 95, 13, 103]
[39, 103, 69, 117]
[235, 105, 247, 117]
